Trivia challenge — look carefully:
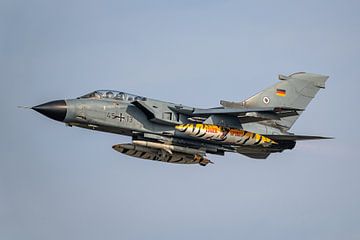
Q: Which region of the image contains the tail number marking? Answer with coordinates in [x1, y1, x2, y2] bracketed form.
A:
[107, 112, 133, 123]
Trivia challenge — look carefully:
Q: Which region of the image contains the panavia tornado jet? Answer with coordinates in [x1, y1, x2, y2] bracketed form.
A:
[28, 72, 331, 166]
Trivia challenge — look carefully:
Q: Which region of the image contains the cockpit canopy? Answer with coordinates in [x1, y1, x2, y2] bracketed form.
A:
[79, 90, 146, 102]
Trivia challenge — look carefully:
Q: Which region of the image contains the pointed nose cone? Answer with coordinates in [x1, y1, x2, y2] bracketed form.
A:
[32, 100, 67, 122]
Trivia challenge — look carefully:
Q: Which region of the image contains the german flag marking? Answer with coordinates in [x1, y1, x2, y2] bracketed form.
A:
[276, 89, 286, 96]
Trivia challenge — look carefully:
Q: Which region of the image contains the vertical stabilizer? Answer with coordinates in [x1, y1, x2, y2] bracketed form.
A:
[242, 72, 329, 130]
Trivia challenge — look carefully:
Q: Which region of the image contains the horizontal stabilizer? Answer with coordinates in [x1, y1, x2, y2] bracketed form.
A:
[265, 134, 333, 141]
[191, 107, 302, 116]
[239, 152, 271, 159]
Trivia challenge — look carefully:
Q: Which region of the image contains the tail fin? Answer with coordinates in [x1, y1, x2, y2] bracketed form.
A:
[233, 72, 328, 130]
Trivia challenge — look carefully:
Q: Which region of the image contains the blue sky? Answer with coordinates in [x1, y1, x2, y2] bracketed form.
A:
[1, 0, 359, 239]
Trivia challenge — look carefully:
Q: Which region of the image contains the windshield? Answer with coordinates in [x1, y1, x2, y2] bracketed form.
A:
[79, 90, 146, 101]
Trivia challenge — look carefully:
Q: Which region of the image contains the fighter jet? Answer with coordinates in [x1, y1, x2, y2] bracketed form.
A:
[28, 72, 331, 166]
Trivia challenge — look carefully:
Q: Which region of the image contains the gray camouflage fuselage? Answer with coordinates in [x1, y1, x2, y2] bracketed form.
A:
[30, 72, 331, 166]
